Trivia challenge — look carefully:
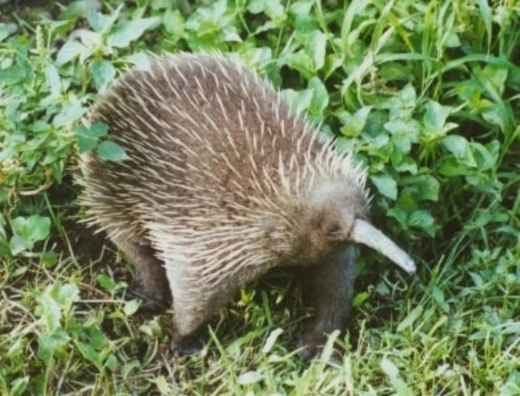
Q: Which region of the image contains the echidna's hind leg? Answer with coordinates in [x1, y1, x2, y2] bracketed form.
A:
[297, 246, 357, 359]
[109, 231, 172, 313]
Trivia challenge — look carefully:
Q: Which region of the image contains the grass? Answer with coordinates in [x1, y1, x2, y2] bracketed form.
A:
[0, 0, 519, 394]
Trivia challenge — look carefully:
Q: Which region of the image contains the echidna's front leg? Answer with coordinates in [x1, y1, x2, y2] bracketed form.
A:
[165, 263, 238, 355]
[298, 246, 357, 359]
[110, 232, 172, 313]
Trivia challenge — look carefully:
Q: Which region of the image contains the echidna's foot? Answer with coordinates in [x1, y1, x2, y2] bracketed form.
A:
[297, 333, 323, 361]
[128, 285, 172, 315]
[170, 332, 204, 356]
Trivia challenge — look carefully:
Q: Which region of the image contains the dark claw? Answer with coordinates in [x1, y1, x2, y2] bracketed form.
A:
[127, 285, 171, 315]
[170, 336, 203, 356]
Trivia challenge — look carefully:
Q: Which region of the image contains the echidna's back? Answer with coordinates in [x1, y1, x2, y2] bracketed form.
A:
[79, 53, 315, 236]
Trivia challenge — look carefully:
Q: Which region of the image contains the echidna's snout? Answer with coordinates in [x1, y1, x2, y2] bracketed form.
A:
[350, 219, 416, 274]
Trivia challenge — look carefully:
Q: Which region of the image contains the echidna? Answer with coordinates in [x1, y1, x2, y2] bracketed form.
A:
[78, 53, 415, 358]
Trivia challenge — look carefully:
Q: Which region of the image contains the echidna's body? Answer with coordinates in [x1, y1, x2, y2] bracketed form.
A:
[79, 53, 415, 357]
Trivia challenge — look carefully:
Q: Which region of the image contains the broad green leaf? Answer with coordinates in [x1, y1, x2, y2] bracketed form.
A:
[75, 123, 109, 140]
[384, 118, 420, 140]
[0, 65, 27, 85]
[45, 64, 61, 97]
[371, 174, 397, 200]
[56, 40, 90, 65]
[397, 305, 423, 332]
[442, 135, 476, 167]
[9, 215, 50, 254]
[53, 97, 86, 127]
[471, 141, 499, 171]
[97, 274, 116, 291]
[339, 106, 371, 138]
[238, 370, 263, 385]
[423, 101, 452, 130]
[162, 9, 184, 38]
[89, 60, 116, 93]
[88, 4, 122, 33]
[97, 140, 128, 161]
[380, 357, 414, 396]
[153, 376, 171, 394]
[76, 341, 102, 367]
[107, 18, 160, 48]
[37, 329, 70, 364]
[281, 88, 313, 113]
[306, 30, 327, 71]
[0, 23, 11, 42]
[77, 135, 98, 153]
[404, 175, 439, 201]
[25, 215, 51, 242]
[122, 360, 141, 380]
[262, 328, 284, 354]
[308, 77, 329, 114]
[123, 300, 141, 316]
[408, 210, 437, 236]
[438, 158, 472, 177]
[9, 235, 32, 255]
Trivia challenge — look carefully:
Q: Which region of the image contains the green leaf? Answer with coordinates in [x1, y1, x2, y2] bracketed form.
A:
[380, 357, 414, 396]
[122, 360, 141, 379]
[9, 235, 32, 255]
[281, 88, 313, 113]
[0, 23, 11, 42]
[306, 30, 327, 71]
[352, 291, 371, 307]
[0, 65, 27, 85]
[442, 135, 476, 167]
[123, 300, 140, 316]
[153, 376, 171, 394]
[37, 329, 70, 364]
[404, 175, 439, 202]
[308, 77, 329, 114]
[53, 97, 86, 127]
[26, 215, 51, 241]
[371, 174, 397, 200]
[76, 122, 109, 138]
[397, 305, 423, 332]
[56, 40, 90, 65]
[162, 9, 184, 38]
[408, 210, 437, 236]
[107, 18, 160, 48]
[423, 101, 452, 130]
[76, 341, 102, 367]
[438, 158, 471, 177]
[9, 215, 50, 254]
[238, 370, 264, 385]
[45, 64, 61, 97]
[96, 140, 127, 161]
[89, 60, 116, 93]
[249, 0, 285, 21]
[262, 328, 284, 354]
[88, 4, 122, 33]
[471, 141, 499, 171]
[97, 274, 115, 291]
[339, 106, 371, 138]
[77, 134, 98, 153]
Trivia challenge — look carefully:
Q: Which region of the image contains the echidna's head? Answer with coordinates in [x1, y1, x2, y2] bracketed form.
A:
[296, 179, 416, 273]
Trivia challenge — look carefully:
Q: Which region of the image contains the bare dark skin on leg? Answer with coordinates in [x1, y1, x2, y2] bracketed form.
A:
[111, 234, 172, 313]
[297, 247, 356, 359]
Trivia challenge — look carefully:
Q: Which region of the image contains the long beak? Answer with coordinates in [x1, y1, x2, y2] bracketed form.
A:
[351, 219, 416, 274]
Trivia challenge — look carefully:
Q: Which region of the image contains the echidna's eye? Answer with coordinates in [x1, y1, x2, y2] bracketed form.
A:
[328, 224, 341, 236]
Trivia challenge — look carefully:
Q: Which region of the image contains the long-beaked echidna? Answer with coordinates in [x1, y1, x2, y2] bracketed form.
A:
[78, 52, 416, 358]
